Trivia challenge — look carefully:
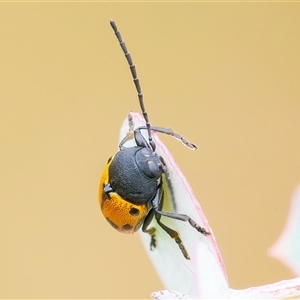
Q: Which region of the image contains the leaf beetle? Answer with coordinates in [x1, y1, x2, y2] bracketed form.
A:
[99, 20, 210, 260]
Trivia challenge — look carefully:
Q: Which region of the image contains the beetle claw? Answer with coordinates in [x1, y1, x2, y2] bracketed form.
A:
[175, 237, 190, 260]
[195, 225, 211, 236]
[150, 235, 156, 250]
[146, 227, 156, 250]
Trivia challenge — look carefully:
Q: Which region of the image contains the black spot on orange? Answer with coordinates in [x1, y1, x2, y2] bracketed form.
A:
[129, 207, 139, 216]
[122, 224, 133, 231]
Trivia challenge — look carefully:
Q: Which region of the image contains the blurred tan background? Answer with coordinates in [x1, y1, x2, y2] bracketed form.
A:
[1, 2, 300, 298]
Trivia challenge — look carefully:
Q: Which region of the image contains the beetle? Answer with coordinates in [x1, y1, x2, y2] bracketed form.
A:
[98, 20, 210, 260]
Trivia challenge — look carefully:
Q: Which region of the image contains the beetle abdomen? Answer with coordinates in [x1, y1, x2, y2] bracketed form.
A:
[101, 193, 148, 233]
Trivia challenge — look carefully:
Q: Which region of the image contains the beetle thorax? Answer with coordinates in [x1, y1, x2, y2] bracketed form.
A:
[109, 146, 163, 204]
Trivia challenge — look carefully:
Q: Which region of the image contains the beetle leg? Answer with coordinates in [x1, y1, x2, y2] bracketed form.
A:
[103, 183, 114, 194]
[142, 208, 156, 250]
[134, 129, 151, 148]
[158, 156, 168, 176]
[119, 131, 134, 149]
[155, 214, 190, 260]
[154, 209, 210, 236]
[119, 114, 136, 149]
[119, 116, 153, 150]
[150, 186, 190, 259]
[136, 125, 197, 150]
[119, 126, 150, 149]
[127, 113, 134, 131]
[151, 184, 210, 236]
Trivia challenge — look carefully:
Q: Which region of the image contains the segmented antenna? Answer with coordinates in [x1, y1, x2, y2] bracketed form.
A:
[110, 20, 155, 151]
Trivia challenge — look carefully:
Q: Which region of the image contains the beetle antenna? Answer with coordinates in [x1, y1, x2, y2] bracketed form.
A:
[110, 20, 155, 151]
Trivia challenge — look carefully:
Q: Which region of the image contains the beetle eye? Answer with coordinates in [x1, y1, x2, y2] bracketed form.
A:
[135, 148, 163, 179]
[147, 159, 162, 178]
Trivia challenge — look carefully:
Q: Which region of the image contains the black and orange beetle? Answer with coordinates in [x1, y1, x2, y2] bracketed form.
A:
[99, 20, 210, 260]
